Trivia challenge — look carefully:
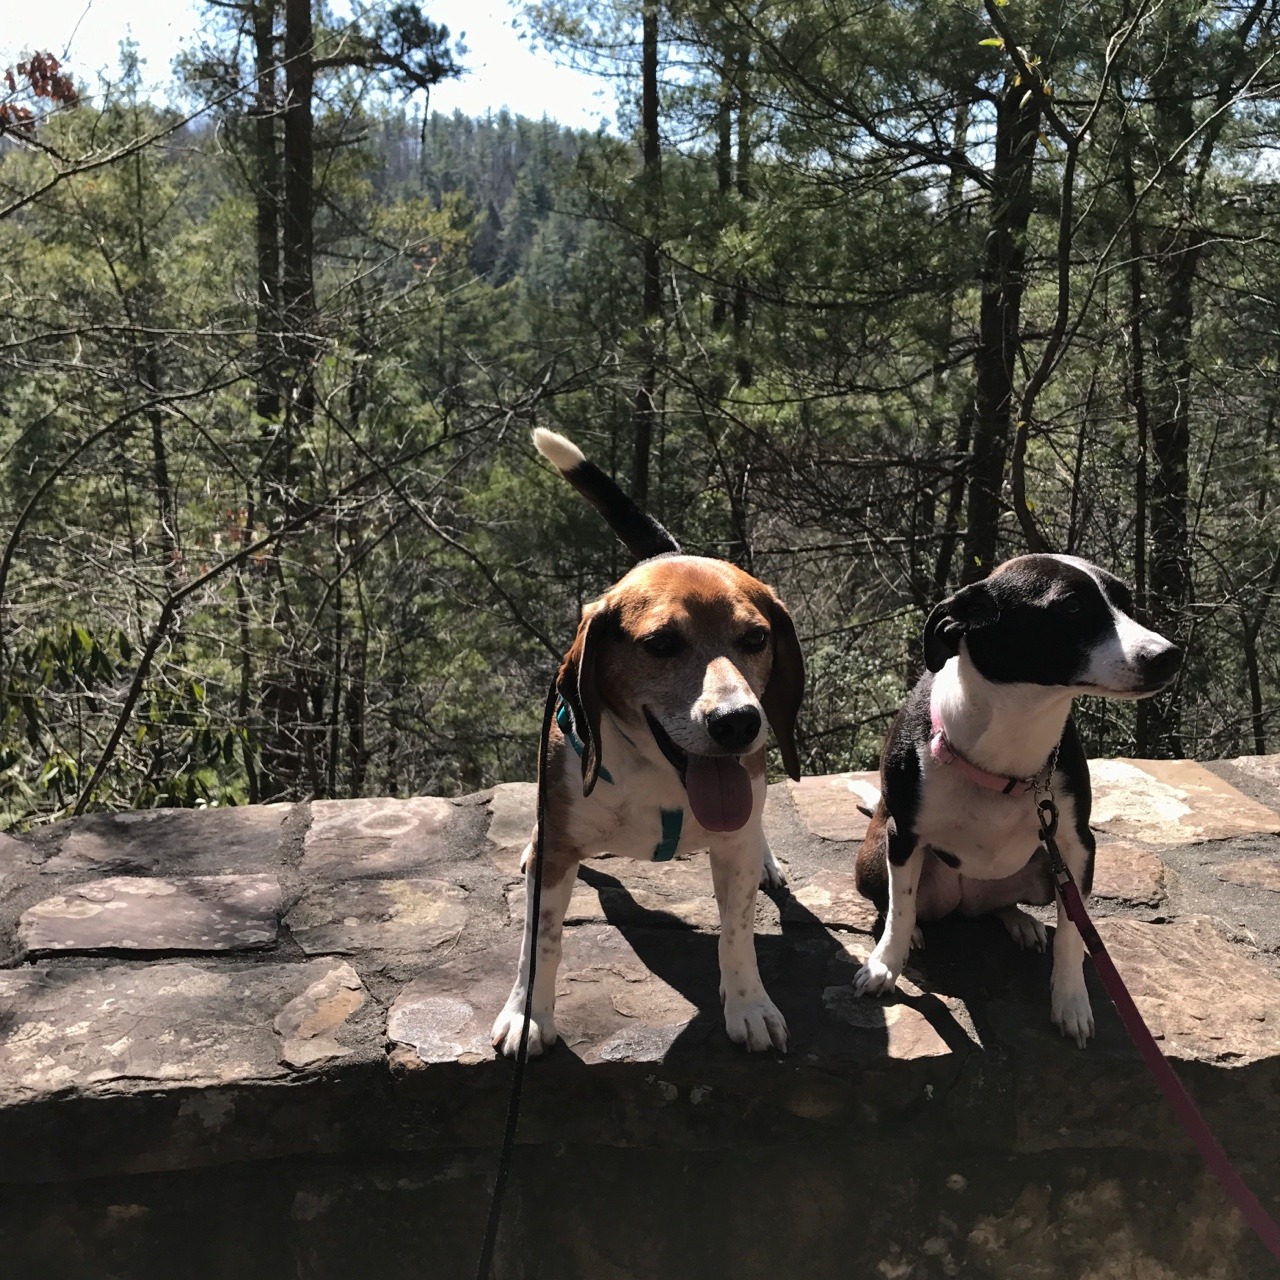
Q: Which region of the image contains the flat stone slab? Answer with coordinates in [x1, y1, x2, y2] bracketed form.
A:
[287, 878, 469, 955]
[486, 782, 536, 851]
[1090, 758, 1280, 845]
[389, 919, 974, 1076]
[0, 832, 31, 870]
[1099, 916, 1280, 1064]
[388, 925, 715, 1068]
[18, 874, 281, 955]
[302, 797, 457, 878]
[784, 869, 879, 932]
[1090, 842, 1165, 907]
[562, 861, 722, 931]
[0, 959, 379, 1103]
[274, 961, 369, 1067]
[44, 805, 289, 876]
[387, 984, 495, 1066]
[1219, 752, 1280, 797]
[505, 855, 805, 935]
[0, 833, 32, 899]
[822, 971, 962, 1061]
[1215, 856, 1280, 893]
[787, 771, 880, 842]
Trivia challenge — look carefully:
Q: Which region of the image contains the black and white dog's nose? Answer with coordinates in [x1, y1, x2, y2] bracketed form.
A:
[707, 706, 762, 751]
[1142, 644, 1182, 686]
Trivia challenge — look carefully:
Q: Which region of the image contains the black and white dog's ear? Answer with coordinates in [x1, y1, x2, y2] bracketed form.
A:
[923, 581, 996, 673]
[556, 599, 617, 796]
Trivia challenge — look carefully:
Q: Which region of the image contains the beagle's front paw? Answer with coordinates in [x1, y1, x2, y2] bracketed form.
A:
[723, 994, 788, 1052]
[1050, 981, 1094, 1048]
[759, 847, 788, 891]
[491, 1000, 557, 1058]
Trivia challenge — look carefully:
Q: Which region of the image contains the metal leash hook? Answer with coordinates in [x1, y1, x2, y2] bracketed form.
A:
[1035, 795, 1060, 860]
[1033, 783, 1280, 1264]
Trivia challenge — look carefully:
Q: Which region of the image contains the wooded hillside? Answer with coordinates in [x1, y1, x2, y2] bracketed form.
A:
[3, 0, 1279, 825]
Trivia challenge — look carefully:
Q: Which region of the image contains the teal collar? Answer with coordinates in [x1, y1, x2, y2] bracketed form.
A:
[557, 699, 613, 784]
[652, 807, 683, 861]
[556, 697, 684, 862]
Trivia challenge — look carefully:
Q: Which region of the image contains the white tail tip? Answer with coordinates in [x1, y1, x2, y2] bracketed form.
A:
[532, 428, 585, 472]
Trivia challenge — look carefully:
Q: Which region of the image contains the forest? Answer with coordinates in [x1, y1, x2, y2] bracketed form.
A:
[2, 0, 1280, 826]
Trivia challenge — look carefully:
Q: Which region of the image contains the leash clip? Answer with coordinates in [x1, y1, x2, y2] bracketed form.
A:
[1035, 790, 1071, 885]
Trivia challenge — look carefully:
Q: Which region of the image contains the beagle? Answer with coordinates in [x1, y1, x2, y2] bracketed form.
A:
[852, 554, 1180, 1045]
[491, 429, 805, 1056]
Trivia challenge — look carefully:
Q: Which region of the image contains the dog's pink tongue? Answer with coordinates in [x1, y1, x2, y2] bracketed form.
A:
[685, 754, 754, 832]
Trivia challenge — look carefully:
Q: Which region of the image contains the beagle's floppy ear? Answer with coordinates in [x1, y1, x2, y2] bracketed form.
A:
[923, 581, 996, 673]
[557, 600, 617, 796]
[760, 593, 805, 781]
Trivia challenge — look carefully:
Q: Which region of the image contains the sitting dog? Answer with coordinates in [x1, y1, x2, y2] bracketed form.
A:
[852, 554, 1180, 1045]
[492, 429, 805, 1057]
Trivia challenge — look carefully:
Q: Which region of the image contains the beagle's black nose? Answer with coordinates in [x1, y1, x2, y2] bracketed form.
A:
[707, 706, 762, 751]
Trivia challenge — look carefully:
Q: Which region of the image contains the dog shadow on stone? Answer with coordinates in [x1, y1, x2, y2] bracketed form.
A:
[863, 905, 1105, 1056]
[570, 862, 978, 1066]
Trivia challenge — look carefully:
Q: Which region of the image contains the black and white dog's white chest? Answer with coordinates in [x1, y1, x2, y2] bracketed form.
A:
[912, 762, 1066, 879]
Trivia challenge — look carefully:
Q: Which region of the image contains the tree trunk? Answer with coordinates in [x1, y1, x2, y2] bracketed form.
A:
[961, 74, 1039, 584]
[631, 0, 661, 508]
[917, 101, 970, 608]
[1122, 135, 1155, 755]
[253, 0, 281, 422]
[712, 41, 732, 333]
[732, 41, 752, 389]
[1243, 621, 1266, 756]
[1145, 223, 1200, 757]
[933, 405, 972, 597]
[280, 0, 316, 515]
[127, 144, 180, 593]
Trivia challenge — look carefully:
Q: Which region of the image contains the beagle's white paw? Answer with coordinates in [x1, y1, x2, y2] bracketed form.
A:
[723, 994, 789, 1052]
[1050, 982, 1094, 1048]
[759, 847, 788, 891]
[491, 1001, 557, 1058]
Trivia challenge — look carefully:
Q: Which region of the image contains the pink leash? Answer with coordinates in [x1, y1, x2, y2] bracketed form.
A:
[1037, 798, 1280, 1265]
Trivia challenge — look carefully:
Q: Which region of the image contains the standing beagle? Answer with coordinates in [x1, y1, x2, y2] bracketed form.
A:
[853, 554, 1180, 1045]
[492, 430, 805, 1057]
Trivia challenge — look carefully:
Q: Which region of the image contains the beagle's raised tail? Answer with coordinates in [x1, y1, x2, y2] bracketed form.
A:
[533, 428, 680, 562]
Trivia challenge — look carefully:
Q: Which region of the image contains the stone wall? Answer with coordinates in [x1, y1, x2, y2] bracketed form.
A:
[3, 757, 1280, 1278]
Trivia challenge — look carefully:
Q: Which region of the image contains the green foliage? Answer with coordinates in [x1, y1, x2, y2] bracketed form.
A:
[4, 0, 1280, 826]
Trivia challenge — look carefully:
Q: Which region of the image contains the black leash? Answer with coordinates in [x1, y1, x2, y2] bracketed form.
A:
[474, 674, 559, 1279]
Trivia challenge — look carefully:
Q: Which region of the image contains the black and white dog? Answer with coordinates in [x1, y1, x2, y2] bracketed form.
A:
[853, 554, 1181, 1045]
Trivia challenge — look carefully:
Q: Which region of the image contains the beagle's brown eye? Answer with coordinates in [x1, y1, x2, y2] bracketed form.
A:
[641, 630, 684, 658]
[739, 626, 769, 654]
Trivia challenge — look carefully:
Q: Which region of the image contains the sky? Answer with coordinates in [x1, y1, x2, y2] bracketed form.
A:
[0, 0, 616, 131]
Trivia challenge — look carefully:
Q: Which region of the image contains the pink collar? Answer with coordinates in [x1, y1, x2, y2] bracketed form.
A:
[928, 685, 1054, 798]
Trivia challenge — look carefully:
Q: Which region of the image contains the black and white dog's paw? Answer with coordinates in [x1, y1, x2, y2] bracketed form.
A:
[491, 1001, 558, 1058]
[853, 947, 903, 997]
[759, 846, 788, 891]
[1051, 982, 1094, 1048]
[723, 993, 789, 1052]
[999, 906, 1048, 952]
